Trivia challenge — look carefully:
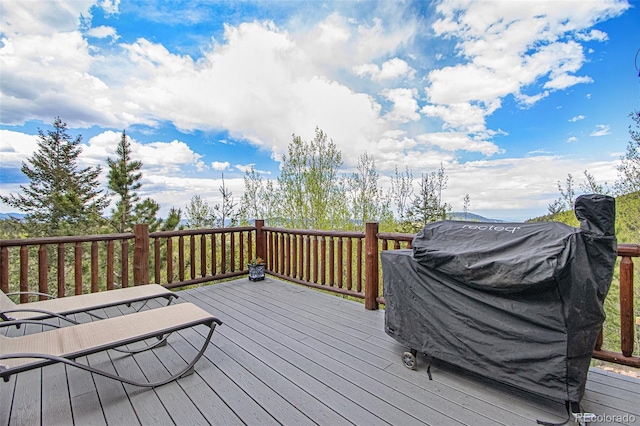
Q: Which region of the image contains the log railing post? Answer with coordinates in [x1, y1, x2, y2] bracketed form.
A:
[365, 222, 379, 310]
[620, 255, 634, 357]
[255, 219, 266, 265]
[133, 224, 149, 286]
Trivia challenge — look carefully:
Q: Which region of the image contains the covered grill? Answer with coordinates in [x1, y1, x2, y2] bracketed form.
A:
[381, 194, 617, 403]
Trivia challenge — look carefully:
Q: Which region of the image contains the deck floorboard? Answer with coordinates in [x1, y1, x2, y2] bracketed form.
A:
[2, 276, 639, 425]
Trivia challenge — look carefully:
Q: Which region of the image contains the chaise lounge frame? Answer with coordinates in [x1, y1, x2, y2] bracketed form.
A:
[0, 302, 222, 387]
[1, 284, 177, 327]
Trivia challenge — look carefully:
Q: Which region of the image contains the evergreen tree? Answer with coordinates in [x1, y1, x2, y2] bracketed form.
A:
[107, 130, 142, 232]
[185, 195, 215, 228]
[162, 207, 183, 231]
[407, 164, 450, 230]
[0, 117, 109, 236]
[213, 173, 239, 228]
[133, 198, 163, 232]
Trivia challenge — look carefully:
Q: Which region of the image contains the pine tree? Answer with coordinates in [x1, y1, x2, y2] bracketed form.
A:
[407, 164, 451, 230]
[107, 130, 143, 232]
[0, 117, 109, 236]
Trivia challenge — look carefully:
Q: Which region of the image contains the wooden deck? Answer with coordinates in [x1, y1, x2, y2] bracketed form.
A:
[2, 277, 639, 425]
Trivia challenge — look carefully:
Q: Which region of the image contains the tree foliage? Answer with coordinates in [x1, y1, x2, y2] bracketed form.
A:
[239, 166, 278, 225]
[348, 152, 392, 229]
[213, 173, 239, 228]
[406, 164, 451, 231]
[107, 130, 142, 232]
[388, 166, 415, 232]
[616, 110, 640, 195]
[277, 127, 345, 229]
[0, 117, 109, 236]
[185, 195, 215, 228]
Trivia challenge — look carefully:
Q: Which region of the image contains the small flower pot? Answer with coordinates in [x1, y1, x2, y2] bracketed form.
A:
[249, 264, 265, 281]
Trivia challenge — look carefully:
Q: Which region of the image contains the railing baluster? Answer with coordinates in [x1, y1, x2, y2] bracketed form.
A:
[230, 232, 236, 273]
[167, 237, 174, 283]
[619, 255, 634, 357]
[190, 235, 196, 279]
[201, 234, 207, 277]
[0, 246, 8, 294]
[107, 240, 114, 291]
[20, 246, 28, 302]
[178, 235, 185, 282]
[329, 236, 334, 287]
[346, 238, 353, 291]
[312, 236, 319, 284]
[292, 234, 297, 278]
[155, 238, 161, 284]
[320, 236, 326, 285]
[238, 232, 244, 271]
[74, 242, 82, 295]
[221, 233, 227, 274]
[91, 241, 98, 293]
[57, 243, 65, 297]
[38, 244, 47, 299]
[211, 234, 217, 275]
[121, 240, 129, 288]
[356, 238, 362, 293]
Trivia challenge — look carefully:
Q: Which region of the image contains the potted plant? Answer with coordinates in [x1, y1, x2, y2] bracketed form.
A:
[248, 257, 265, 281]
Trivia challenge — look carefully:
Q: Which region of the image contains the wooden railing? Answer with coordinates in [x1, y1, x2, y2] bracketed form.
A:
[1, 221, 637, 367]
[0, 224, 255, 298]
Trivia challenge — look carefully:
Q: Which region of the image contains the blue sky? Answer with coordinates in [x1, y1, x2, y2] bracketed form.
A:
[1, 0, 639, 222]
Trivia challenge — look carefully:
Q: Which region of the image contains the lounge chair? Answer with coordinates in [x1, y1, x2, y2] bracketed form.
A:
[0, 302, 222, 387]
[1, 284, 177, 327]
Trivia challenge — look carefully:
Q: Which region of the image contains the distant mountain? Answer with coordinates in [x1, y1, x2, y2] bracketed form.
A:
[0, 213, 25, 220]
[450, 212, 506, 223]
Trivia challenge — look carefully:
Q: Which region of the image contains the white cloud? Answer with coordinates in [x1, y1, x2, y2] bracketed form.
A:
[99, 0, 120, 16]
[212, 161, 230, 171]
[114, 21, 387, 164]
[575, 29, 608, 41]
[0, 1, 631, 221]
[417, 132, 503, 156]
[86, 25, 119, 41]
[424, 0, 628, 131]
[590, 124, 611, 137]
[567, 136, 578, 143]
[0, 0, 94, 36]
[569, 115, 586, 122]
[353, 57, 415, 81]
[382, 88, 420, 123]
[82, 131, 205, 173]
[0, 130, 39, 168]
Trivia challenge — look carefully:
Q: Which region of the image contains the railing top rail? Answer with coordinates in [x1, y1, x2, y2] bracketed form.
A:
[377, 232, 413, 241]
[262, 226, 364, 238]
[618, 243, 640, 257]
[0, 232, 135, 247]
[150, 226, 255, 238]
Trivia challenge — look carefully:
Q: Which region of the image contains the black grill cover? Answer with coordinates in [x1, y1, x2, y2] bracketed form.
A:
[382, 194, 617, 402]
